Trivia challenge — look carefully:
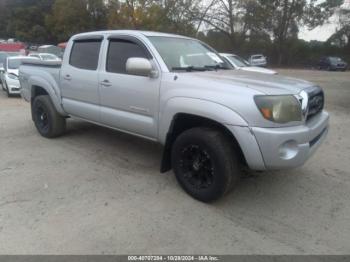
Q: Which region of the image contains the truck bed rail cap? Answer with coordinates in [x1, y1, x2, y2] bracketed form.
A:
[21, 59, 62, 67]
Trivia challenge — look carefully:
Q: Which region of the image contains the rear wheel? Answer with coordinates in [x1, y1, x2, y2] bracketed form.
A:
[32, 95, 66, 138]
[171, 127, 241, 202]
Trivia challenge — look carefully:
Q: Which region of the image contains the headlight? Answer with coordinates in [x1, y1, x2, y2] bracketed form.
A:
[254, 95, 302, 123]
[7, 73, 18, 80]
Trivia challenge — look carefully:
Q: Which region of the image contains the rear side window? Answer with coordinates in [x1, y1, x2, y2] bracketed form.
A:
[107, 39, 149, 74]
[70, 40, 102, 70]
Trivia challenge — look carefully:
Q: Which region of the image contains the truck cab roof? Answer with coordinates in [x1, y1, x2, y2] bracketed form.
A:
[71, 30, 193, 40]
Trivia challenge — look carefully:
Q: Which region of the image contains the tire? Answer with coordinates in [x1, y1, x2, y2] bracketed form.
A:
[32, 95, 66, 138]
[5, 82, 11, 97]
[171, 127, 241, 202]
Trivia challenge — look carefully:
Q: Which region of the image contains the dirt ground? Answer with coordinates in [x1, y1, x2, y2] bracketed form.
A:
[0, 69, 349, 255]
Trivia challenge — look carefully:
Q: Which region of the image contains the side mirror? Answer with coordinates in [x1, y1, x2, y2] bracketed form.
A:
[0, 63, 4, 73]
[126, 58, 157, 78]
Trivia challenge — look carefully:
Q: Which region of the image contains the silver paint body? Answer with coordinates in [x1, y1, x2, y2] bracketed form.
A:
[19, 30, 329, 171]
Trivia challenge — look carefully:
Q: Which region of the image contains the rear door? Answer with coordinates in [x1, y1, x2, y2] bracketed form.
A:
[61, 36, 103, 122]
[98, 36, 161, 139]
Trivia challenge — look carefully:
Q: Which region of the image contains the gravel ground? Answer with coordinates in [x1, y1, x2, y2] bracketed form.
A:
[0, 69, 349, 255]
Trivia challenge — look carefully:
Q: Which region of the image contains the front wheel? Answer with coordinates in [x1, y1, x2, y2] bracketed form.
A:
[171, 128, 241, 202]
[32, 95, 66, 138]
[5, 82, 11, 97]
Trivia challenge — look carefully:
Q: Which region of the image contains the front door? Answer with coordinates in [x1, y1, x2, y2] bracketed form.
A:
[98, 37, 160, 139]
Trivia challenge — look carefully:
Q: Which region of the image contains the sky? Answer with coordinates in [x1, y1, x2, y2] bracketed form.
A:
[299, 0, 349, 41]
[299, 16, 339, 42]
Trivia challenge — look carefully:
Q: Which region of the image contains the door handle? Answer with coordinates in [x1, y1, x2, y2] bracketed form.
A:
[64, 74, 72, 81]
[101, 80, 112, 87]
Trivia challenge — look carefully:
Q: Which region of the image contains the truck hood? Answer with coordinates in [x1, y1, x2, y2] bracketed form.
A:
[188, 70, 315, 95]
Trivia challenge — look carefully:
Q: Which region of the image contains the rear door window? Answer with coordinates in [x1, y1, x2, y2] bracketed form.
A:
[69, 40, 102, 70]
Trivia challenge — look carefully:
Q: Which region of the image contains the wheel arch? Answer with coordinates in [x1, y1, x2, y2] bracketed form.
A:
[28, 75, 66, 117]
[159, 97, 249, 173]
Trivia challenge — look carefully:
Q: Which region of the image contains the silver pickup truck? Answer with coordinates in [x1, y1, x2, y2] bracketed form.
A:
[19, 30, 329, 202]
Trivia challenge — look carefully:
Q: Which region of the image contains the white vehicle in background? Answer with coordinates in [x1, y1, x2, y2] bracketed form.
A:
[28, 53, 62, 62]
[1, 56, 38, 96]
[249, 54, 267, 67]
[0, 52, 20, 84]
[220, 53, 277, 75]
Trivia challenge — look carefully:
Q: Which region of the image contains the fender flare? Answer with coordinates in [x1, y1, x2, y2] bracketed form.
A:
[158, 97, 250, 173]
[159, 97, 249, 144]
[28, 75, 67, 116]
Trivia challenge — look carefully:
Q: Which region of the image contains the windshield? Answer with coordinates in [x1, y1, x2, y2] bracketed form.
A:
[41, 54, 58, 61]
[227, 55, 250, 67]
[0, 53, 8, 65]
[8, 59, 22, 69]
[148, 36, 228, 71]
[329, 57, 342, 63]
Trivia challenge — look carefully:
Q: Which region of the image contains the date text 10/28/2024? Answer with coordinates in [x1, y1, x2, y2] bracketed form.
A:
[128, 256, 220, 261]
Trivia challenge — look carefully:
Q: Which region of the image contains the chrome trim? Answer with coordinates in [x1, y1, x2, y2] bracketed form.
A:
[297, 90, 309, 121]
[297, 86, 324, 122]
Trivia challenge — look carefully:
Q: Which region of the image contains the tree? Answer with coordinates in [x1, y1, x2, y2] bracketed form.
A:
[46, 0, 107, 42]
[107, 0, 199, 35]
[87, 0, 108, 30]
[0, 0, 54, 43]
[0, 0, 9, 38]
[248, 0, 338, 65]
[327, 1, 350, 46]
[199, 0, 340, 65]
[200, 0, 243, 46]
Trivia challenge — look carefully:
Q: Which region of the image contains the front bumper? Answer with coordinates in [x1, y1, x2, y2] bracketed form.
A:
[252, 111, 329, 170]
[226, 111, 329, 171]
[7, 85, 21, 94]
[333, 65, 347, 70]
[5, 78, 21, 94]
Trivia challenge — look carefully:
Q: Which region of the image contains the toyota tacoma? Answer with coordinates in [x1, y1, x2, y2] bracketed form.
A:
[19, 31, 329, 202]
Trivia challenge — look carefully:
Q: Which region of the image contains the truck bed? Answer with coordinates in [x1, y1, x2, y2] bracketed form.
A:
[19, 59, 62, 102]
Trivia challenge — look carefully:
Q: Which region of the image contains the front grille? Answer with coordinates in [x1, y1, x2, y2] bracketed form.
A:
[306, 87, 324, 121]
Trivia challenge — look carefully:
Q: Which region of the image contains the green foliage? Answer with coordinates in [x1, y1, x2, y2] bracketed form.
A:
[0, 0, 54, 43]
[0, 0, 347, 66]
[46, 0, 94, 42]
[106, 0, 198, 36]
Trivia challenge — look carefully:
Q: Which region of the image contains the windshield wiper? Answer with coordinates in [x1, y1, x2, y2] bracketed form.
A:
[172, 66, 208, 72]
[204, 64, 229, 71]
